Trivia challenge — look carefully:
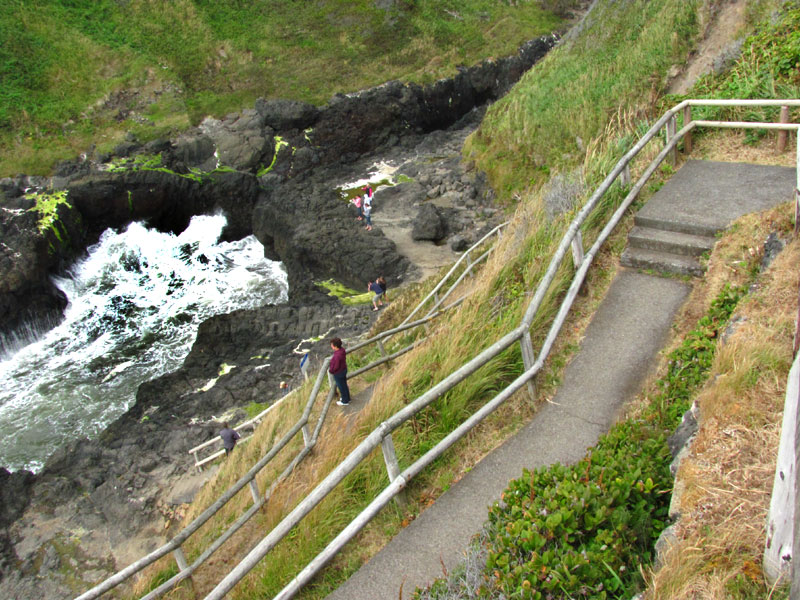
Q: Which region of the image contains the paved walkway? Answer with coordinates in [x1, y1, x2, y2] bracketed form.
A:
[326, 160, 796, 600]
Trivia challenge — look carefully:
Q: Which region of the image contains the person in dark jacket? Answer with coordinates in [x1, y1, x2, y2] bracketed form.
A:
[329, 337, 351, 406]
[219, 422, 241, 456]
[368, 279, 384, 311]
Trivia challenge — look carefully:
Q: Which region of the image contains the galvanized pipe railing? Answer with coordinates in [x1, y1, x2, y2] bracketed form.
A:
[76, 99, 799, 600]
[75, 298, 468, 600]
[200, 99, 799, 600]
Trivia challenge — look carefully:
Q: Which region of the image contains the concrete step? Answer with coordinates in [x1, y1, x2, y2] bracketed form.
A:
[633, 214, 721, 238]
[620, 247, 705, 277]
[627, 225, 715, 257]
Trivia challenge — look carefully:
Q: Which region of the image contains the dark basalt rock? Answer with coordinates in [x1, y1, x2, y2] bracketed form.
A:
[0, 36, 556, 598]
[255, 98, 320, 131]
[412, 203, 447, 242]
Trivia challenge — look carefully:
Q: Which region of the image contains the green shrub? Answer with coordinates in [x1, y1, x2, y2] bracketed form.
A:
[479, 422, 671, 599]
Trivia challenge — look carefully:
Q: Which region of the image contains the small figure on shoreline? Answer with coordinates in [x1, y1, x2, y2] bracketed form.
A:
[363, 196, 373, 231]
[219, 422, 241, 456]
[351, 195, 363, 220]
[329, 337, 351, 406]
[368, 278, 385, 311]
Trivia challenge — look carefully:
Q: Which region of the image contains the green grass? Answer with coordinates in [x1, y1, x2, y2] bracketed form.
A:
[465, 0, 701, 196]
[122, 0, 796, 597]
[0, 0, 565, 176]
[668, 0, 800, 127]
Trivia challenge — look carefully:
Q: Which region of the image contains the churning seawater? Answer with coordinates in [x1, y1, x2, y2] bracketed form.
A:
[0, 214, 288, 473]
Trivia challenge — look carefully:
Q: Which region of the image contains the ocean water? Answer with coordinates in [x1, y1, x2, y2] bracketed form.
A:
[0, 213, 288, 472]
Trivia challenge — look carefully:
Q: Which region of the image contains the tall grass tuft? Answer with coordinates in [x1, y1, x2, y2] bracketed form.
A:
[465, 0, 702, 196]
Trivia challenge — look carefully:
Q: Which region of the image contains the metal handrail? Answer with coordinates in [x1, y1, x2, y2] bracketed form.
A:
[399, 222, 509, 328]
[202, 99, 799, 600]
[74, 296, 467, 600]
[75, 99, 799, 600]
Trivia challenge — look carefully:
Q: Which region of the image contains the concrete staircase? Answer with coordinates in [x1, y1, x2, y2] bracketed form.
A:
[620, 220, 716, 277]
[620, 160, 797, 277]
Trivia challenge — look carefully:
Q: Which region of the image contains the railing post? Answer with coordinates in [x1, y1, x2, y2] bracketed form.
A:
[173, 546, 189, 572]
[466, 249, 473, 268]
[249, 479, 260, 504]
[683, 105, 693, 155]
[571, 231, 584, 268]
[666, 115, 677, 166]
[377, 340, 387, 358]
[381, 434, 407, 506]
[519, 331, 537, 400]
[619, 164, 631, 188]
[795, 188, 799, 238]
[777, 106, 790, 152]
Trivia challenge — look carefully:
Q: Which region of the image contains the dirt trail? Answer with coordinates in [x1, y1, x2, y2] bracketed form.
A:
[669, 0, 747, 94]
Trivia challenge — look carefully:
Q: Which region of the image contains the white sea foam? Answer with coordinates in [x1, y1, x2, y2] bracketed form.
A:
[0, 213, 287, 472]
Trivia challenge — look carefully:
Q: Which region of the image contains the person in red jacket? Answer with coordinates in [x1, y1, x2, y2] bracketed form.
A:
[329, 337, 351, 406]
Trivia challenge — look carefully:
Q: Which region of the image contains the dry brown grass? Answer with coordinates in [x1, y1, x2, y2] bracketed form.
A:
[691, 129, 797, 167]
[639, 190, 797, 599]
[132, 124, 796, 599]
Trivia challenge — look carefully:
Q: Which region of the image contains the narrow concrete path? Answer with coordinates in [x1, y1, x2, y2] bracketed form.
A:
[328, 270, 690, 599]
[326, 160, 796, 599]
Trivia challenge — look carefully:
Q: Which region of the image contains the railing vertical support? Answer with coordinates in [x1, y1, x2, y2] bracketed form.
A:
[377, 340, 387, 358]
[796, 130, 800, 236]
[666, 115, 678, 166]
[683, 105, 693, 154]
[571, 231, 584, 269]
[249, 480, 260, 504]
[381, 434, 407, 506]
[619, 164, 631, 188]
[520, 331, 537, 400]
[173, 547, 189, 572]
[778, 106, 790, 152]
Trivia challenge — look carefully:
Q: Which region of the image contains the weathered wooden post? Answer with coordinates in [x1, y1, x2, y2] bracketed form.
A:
[380, 434, 407, 506]
[666, 115, 678, 166]
[682, 104, 693, 154]
[764, 354, 799, 584]
[619, 164, 631, 188]
[519, 331, 536, 400]
[571, 230, 584, 268]
[249, 479, 260, 503]
[777, 105, 790, 152]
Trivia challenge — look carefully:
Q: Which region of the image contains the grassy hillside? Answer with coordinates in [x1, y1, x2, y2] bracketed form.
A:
[0, 0, 565, 177]
[86, 0, 796, 598]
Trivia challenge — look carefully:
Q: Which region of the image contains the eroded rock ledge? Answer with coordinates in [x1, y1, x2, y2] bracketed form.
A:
[0, 36, 557, 599]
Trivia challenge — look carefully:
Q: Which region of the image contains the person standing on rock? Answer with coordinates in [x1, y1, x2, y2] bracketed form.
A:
[368, 279, 384, 311]
[329, 337, 351, 406]
[377, 276, 388, 303]
[363, 195, 373, 231]
[363, 184, 373, 204]
[351, 195, 363, 220]
[219, 423, 241, 456]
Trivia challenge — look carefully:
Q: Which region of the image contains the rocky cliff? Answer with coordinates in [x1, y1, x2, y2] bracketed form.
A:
[0, 36, 557, 599]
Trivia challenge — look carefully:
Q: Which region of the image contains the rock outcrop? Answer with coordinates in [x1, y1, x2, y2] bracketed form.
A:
[0, 35, 557, 599]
